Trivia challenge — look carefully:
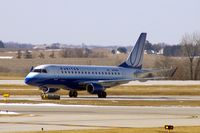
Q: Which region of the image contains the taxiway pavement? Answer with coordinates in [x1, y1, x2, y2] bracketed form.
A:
[1, 104, 200, 132]
[2, 95, 200, 101]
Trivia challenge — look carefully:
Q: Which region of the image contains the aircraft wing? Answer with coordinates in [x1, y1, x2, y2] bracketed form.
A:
[77, 68, 177, 88]
[78, 79, 132, 88]
[78, 76, 165, 88]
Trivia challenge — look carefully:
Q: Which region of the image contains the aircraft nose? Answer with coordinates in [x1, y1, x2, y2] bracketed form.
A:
[25, 77, 32, 85]
[25, 73, 35, 85]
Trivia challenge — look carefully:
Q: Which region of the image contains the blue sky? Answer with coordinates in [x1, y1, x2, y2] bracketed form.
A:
[0, 0, 199, 45]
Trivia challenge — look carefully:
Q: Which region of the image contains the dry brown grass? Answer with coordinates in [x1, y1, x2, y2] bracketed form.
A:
[1, 85, 200, 96]
[0, 51, 162, 77]
[0, 75, 24, 80]
[2, 99, 200, 106]
[15, 126, 200, 133]
[108, 85, 200, 95]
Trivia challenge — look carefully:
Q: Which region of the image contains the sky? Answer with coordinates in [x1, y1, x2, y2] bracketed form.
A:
[0, 0, 199, 46]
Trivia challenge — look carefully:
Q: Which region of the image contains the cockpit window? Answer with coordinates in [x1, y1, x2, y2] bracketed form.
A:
[32, 69, 47, 73]
[42, 69, 47, 73]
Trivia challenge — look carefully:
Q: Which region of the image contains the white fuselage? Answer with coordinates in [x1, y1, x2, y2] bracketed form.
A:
[25, 64, 140, 89]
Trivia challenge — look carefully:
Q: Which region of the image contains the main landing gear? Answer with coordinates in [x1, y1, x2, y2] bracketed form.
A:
[98, 91, 107, 98]
[69, 90, 78, 98]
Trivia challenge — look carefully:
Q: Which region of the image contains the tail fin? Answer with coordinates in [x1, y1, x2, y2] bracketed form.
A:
[119, 33, 147, 69]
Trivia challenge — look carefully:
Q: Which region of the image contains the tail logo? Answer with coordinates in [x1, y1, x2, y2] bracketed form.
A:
[119, 33, 147, 69]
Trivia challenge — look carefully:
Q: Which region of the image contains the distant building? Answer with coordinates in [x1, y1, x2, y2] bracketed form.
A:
[144, 50, 156, 54]
[144, 49, 164, 55]
[157, 48, 164, 55]
[33, 45, 47, 50]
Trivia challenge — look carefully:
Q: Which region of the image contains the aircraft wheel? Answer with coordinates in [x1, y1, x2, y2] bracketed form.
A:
[73, 91, 78, 97]
[69, 91, 73, 97]
[97, 93, 101, 98]
[69, 90, 78, 97]
[98, 91, 107, 98]
[101, 91, 107, 98]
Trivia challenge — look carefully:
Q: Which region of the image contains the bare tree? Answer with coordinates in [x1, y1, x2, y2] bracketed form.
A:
[181, 32, 200, 80]
[24, 50, 33, 59]
[154, 56, 176, 79]
[38, 52, 45, 58]
[49, 51, 55, 58]
[60, 48, 84, 58]
[16, 50, 22, 59]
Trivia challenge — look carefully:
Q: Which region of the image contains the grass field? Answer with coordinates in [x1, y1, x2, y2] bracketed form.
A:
[16, 126, 200, 133]
[1, 85, 200, 96]
[0, 54, 160, 77]
[2, 99, 200, 106]
[1, 84, 200, 106]
[0, 75, 24, 80]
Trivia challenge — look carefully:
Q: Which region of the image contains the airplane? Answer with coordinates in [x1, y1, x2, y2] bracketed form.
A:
[25, 33, 175, 98]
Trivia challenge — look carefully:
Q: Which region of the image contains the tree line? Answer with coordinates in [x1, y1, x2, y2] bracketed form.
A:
[153, 32, 200, 80]
[144, 41, 197, 57]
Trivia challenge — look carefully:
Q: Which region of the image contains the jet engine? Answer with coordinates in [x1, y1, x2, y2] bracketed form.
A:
[86, 83, 104, 94]
[41, 87, 60, 93]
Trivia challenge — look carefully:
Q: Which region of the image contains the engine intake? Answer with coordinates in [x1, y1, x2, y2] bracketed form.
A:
[86, 83, 104, 94]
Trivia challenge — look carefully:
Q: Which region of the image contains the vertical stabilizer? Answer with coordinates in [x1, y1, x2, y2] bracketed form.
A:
[119, 33, 147, 69]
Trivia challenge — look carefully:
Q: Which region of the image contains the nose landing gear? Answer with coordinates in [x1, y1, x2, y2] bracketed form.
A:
[41, 93, 60, 100]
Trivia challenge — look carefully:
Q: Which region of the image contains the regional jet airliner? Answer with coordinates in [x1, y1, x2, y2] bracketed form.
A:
[25, 33, 175, 98]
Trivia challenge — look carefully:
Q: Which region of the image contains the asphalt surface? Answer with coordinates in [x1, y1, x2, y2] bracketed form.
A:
[2, 95, 200, 101]
[0, 80, 200, 132]
[1, 104, 200, 132]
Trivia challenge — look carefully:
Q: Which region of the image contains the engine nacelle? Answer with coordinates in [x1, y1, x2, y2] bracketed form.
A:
[41, 87, 60, 93]
[86, 83, 104, 94]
